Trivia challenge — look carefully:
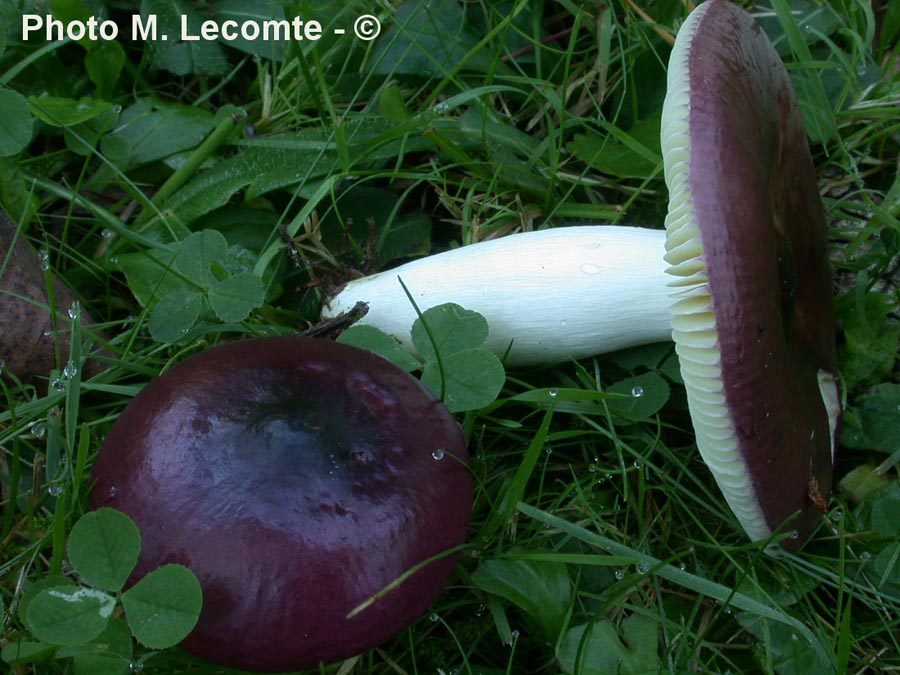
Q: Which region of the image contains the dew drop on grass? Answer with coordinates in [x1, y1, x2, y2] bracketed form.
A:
[37, 248, 50, 271]
[548, 388, 558, 398]
[63, 362, 78, 379]
[31, 423, 46, 438]
[67, 302, 80, 320]
[636, 561, 651, 574]
[631, 386, 644, 398]
[861, 551, 871, 562]
[614, 569, 626, 580]
[47, 484, 63, 496]
[429, 613, 440, 623]
[431, 449, 445, 461]
[50, 377, 67, 392]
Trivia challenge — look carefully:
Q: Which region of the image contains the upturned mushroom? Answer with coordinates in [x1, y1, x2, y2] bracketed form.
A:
[90, 336, 472, 672]
[322, 0, 840, 548]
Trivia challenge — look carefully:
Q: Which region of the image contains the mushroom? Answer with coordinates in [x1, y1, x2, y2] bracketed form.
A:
[1, 210, 106, 387]
[90, 336, 472, 672]
[661, 0, 839, 548]
[323, 0, 840, 548]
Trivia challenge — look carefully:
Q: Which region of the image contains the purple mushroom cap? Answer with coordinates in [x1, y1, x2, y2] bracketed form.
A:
[90, 336, 472, 671]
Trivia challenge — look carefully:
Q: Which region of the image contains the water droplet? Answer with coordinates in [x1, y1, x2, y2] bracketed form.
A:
[832, 510, 842, 522]
[636, 561, 651, 574]
[110, 256, 120, 265]
[789, 531, 799, 540]
[588, 463, 597, 473]
[545, 447, 553, 455]
[580, 263, 600, 275]
[430, 613, 440, 622]
[37, 248, 50, 271]
[631, 386, 644, 398]
[474, 604, 485, 616]
[63, 362, 78, 379]
[510, 629, 520, 641]
[47, 484, 63, 496]
[614, 569, 626, 580]
[860, 551, 871, 561]
[633, 459, 643, 469]
[129, 661, 144, 673]
[50, 377, 67, 392]
[431, 449, 445, 461]
[548, 388, 558, 398]
[31, 423, 46, 438]
[678, 563, 687, 571]
[101, 228, 115, 240]
[105, 485, 119, 501]
[67, 302, 80, 320]
[42, 329, 54, 338]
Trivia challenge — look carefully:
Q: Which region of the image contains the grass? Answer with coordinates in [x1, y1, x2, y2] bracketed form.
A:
[1, 0, 899, 673]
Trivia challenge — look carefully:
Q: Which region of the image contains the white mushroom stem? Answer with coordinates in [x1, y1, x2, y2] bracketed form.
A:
[321, 226, 671, 367]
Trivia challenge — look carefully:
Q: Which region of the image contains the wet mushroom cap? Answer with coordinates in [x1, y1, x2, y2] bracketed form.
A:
[662, 0, 840, 548]
[90, 336, 472, 672]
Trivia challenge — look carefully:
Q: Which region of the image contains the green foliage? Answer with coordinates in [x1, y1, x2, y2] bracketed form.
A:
[558, 614, 659, 675]
[0, 87, 32, 157]
[116, 229, 265, 342]
[568, 114, 662, 180]
[100, 98, 215, 170]
[473, 557, 572, 644]
[4, 508, 201, 671]
[371, 0, 506, 77]
[121, 565, 203, 650]
[339, 302, 506, 413]
[66, 509, 141, 592]
[841, 383, 900, 453]
[139, 0, 229, 75]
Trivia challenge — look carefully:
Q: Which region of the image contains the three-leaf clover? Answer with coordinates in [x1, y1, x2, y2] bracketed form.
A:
[148, 229, 266, 342]
[3, 509, 203, 672]
[338, 302, 505, 413]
